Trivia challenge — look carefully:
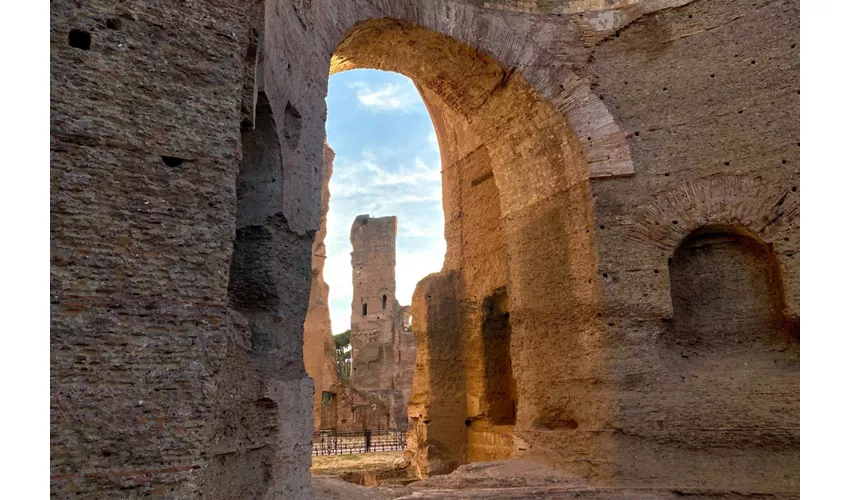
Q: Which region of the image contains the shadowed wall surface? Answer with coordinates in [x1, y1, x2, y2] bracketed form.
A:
[50, 0, 798, 497]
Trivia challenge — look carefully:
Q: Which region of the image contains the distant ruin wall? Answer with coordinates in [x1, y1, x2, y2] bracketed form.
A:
[303, 143, 338, 431]
[393, 305, 416, 406]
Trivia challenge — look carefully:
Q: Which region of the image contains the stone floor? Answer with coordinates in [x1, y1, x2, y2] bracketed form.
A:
[313, 459, 800, 499]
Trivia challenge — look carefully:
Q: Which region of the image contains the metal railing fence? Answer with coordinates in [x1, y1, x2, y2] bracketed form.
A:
[312, 428, 407, 455]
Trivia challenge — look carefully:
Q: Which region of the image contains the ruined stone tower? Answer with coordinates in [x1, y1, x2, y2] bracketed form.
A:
[349, 215, 399, 390]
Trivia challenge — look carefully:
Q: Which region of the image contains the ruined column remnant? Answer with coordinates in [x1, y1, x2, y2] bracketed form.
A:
[350, 215, 399, 390]
[348, 215, 416, 427]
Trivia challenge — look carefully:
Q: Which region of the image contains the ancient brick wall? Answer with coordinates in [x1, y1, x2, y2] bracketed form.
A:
[584, 0, 800, 489]
[51, 0, 799, 497]
[408, 272, 468, 476]
[418, 83, 517, 464]
[50, 0, 315, 497]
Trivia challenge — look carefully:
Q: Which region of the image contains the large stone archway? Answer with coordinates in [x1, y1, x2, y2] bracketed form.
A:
[322, 17, 613, 478]
[50, 0, 799, 497]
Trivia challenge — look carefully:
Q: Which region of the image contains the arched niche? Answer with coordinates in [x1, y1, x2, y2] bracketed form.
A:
[669, 224, 792, 347]
[659, 224, 799, 476]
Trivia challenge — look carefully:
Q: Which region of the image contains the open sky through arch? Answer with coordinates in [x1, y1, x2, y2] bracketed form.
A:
[324, 69, 446, 334]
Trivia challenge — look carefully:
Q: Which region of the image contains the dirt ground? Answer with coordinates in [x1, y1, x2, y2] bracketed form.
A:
[311, 458, 801, 500]
[311, 451, 405, 476]
[311, 451, 411, 499]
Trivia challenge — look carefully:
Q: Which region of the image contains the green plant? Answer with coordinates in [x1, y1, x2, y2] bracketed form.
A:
[333, 330, 352, 380]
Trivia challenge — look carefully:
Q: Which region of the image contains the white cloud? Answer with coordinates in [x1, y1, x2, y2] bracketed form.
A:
[329, 151, 442, 198]
[350, 81, 421, 112]
[427, 131, 439, 153]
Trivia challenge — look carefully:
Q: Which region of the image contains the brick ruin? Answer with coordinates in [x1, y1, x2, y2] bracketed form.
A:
[349, 215, 417, 428]
[302, 150, 413, 433]
[50, 0, 799, 498]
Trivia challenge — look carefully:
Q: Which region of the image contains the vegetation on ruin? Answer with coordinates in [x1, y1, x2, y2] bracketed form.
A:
[334, 330, 352, 380]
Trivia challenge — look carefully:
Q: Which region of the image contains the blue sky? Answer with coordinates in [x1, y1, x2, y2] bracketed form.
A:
[324, 69, 445, 334]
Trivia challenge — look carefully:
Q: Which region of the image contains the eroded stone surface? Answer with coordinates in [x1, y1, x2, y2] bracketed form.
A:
[304, 143, 338, 430]
[51, 0, 799, 497]
[314, 459, 800, 499]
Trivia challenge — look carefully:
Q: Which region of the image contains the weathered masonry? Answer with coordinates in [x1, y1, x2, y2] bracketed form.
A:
[349, 215, 415, 428]
[50, 0, 799, 498]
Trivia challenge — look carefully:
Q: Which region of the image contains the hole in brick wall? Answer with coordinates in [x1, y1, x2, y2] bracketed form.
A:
[664, 173, 670, 176]
[161, 156, 185, 167]
[782, 159, 787, 164]
[634, 131, 640, 137]
[688, 14, 693, 18]
[465, 419, 472, 427]
[672, 220, 679, 225]
[710, 74, 715, 78]
[68, 29, 91, 50]
[654, 269, 660, 274]
[663, 87, 668, 91]
[106, 18, 122, 30]
[481, 288, 517, 425]
[602, 273, 609, 278]
[245, 31, 258, 62]
[791, 186, 797, 192]
[724, 161, 730, 166]
[751, 60, 756, 64]
[738, 110, 744, 114]
[599, 225, 605, 229]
